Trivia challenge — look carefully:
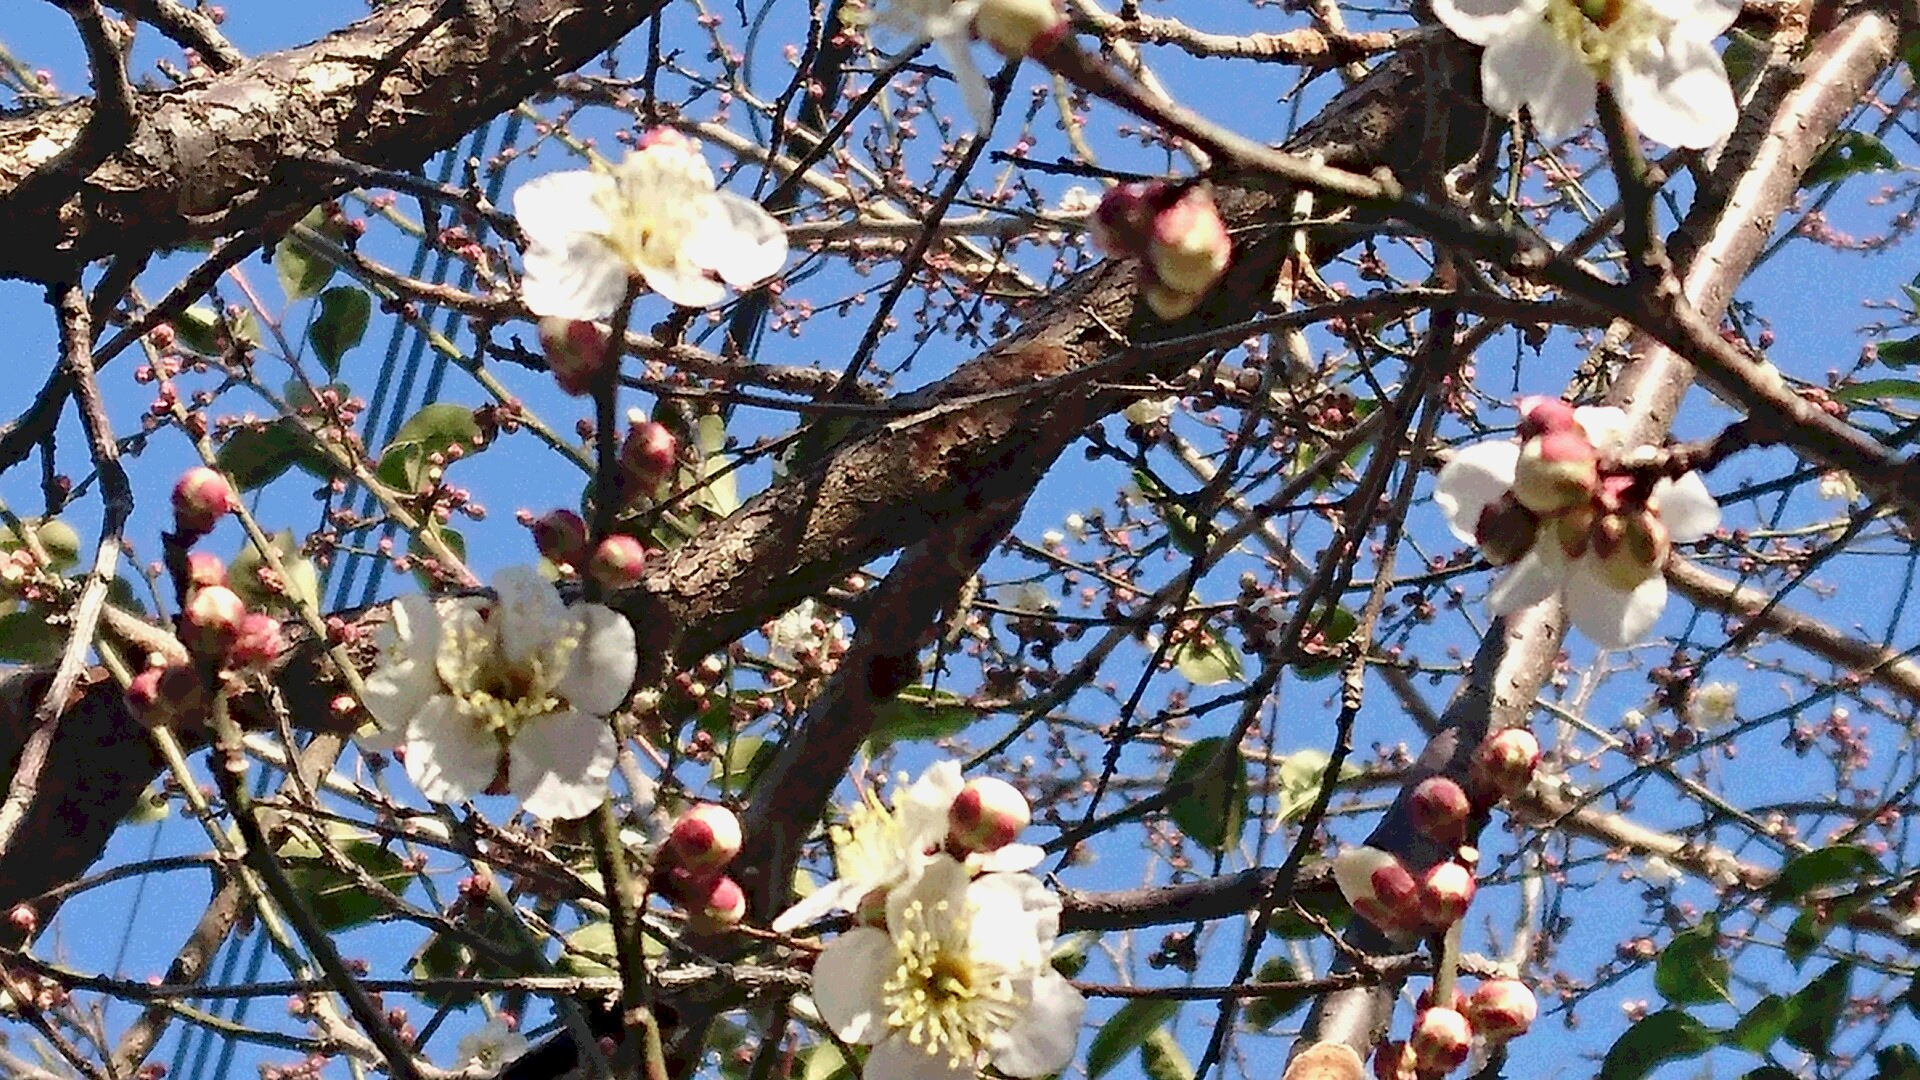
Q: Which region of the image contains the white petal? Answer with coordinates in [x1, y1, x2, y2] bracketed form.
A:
[1653, 472, 1721, 543]
[771, 880, 856, 933]
[636, 257, 728, 309]
[886, 855, 972, 939]
[935, 34, 996, 131]
[1672, 0, 1741, 40]
[512, 171, 628, 321]
[686, 192, 788, 289]
[405, 696, 500, 805]
[1487, 547, 1561, 616]
[972, 843, 1045, 874]
[1435, 441, 1520, 544]
[897, 760, 965, 847]
[810, 928, 896, 1044]
[514, 171, 614, 250]
[1430, 0, 1540, 45]
[360, 594, 443, 734]
[1564, 562, 1668, 648]
[558, 603, 638, 717]
[1482, 19, 1594, 141]
[991, 972, 1086, 1078]
[1610, 33, 1737, 150]
[867, 1035, 976, 1080]
[1572, 406, 1632, 453]
[965, 873, 1057, 969]
[509, 709, 616, 820]
[491, 566, 569, 669]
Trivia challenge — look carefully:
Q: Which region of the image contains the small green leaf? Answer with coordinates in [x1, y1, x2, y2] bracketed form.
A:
[1085, 999, 1179, 1080]
[278, 833, 412, 932]
[1244, 958, 1312, 1030]
[1140, 1028, 1194, 1080]
[1784, 963, 1851, 1054]
[174, 306, 224, 356]
[1267, 889, 1352, 939]
[1598, 1010, 1718, 1080]
[229, 529, 321, 614]
[1834, 378, 1920, 404]
[802, 1044, 851, 1080]
[1173, 635, 1243, 686]
[1728, 995, 1796, 1052]
[122, 785, 170, 826]
[310, 287, 372, 374]
[275, 208, 339, 299]
[2, 517, 82, 571]
[1292, 606, 1359, 681]
[407, 526, 467, 589]
[1276, 749, 1360, 823]
[560, 921, 619, 979]
[711, 735, 771, 792]
[1801, 131, 1898, 189]
[1167, 737, 1248, 852]
[1655, 922, 1731, 1005]
[1768, 844, 1881, 903]
[1783, 908, 1828, 967]
[1874, 336, 1920, 368]
[867, 687, 975, 750]
[377, 403, 482, 493]
[216, 421, 339, 490]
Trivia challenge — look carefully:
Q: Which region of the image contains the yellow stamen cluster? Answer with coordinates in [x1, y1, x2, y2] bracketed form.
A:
[438, 614, 578, 742]
[880, 897, 1024, 1069]
[1543, 0, 1664, 71]
[597, 150, 710, 277]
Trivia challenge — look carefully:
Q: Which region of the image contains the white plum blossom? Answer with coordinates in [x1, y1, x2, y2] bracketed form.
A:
[766, 599, 848, 664]
[513, 129, 787, 319]
[1432, 0, 1740, 149]
[1637, 855, 1684, 887]
[772, 761, 1042, 932]
[1436, 400, 1722, 648]
[810, 855, 1085, 1080]
[1690, 681, 1738, 729]
[863, 0, 995, 130]
[358, 567, 637, 820]
[456, 1016, 529, 1075]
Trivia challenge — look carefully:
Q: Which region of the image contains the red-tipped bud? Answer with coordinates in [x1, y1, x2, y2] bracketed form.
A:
[621, 420, 679, 493]
[126, 664, 205, 729]
[1465, 979, 1537, 1042]
[1474, 494, 1539, 568]
[588, 534, 647, 591]
[1516, 396, 1581, 440]
[1470, 728, 1541, 805]
[1418, 861, 1476, 928]
[1333, 847, 1422, 936]
[974, 0, 1068, 58]
[231, 613, 286, 668]
[172, 468, 236, 538]
[666, 804, 743, 876]
[1092, 182, 1157, 258]
[1146, 186, 1231, 306]
[1371, 1041, 1416, 1080]
[1409, 1007, 1474, 1073]
[1409, 776, 1472, 845]
[183, 584, 247, 658]
[1512, 429, 1598, 514]
[685, 874, 747, 934]
[186, 553, 227, 590]
[636, 126, 694, 152]
[530, 509, 589, 569]
[948, 776, 1030, 854]
[537, 317, 612, 397]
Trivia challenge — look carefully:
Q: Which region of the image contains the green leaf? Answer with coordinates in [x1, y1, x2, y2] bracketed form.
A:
[560, 920, 619, 979]
[1768, 844, 1881, 903]
[0, 609, 61, 663]
[216, 421, 338, 490]
[867, 686, 975, 750]
[683, 413, 740, 518]
[277, 833, 412, 932]
[229, 529, 321, 615]
[275, 208, 339, 300]
[377, 403, 482, 493]
[1874, 336, 1920, 368]
[121, 784, 170, 826]
[1172, 635, 1243, 686]
[1, 517, 82, 572]
[1597, 1010, 1718, 1080]
[407, 526, 467, 589]
[174, 306, 224, 356]
[310, 287, 371, 375]
[1835, 378, 1920, 404]
[711, 735, 771, 793]
[1244, 957, 1312, 1030]
[1784, 963, 1851, 1054]
[1167, 737, 1248, 852]
[1276, 749, 1360, 823]
[1874, 1045, 1920, 1080]
[1085, 999, 1180, 1080]
[802, 1044, 851, 1080]
[1802, 131, 1898, 189]
[1140, 1028, 1194, 1080]
[414, 905, 525, 1007]
[1655, 922, 1731, 1005]
[1133, 470, 1206, 556]
[1266, 889, 1352, 939]
[1292, 606, 1359, 681]
[1783, 908, 1829, 967]
[1728, 995, 1796, 1052]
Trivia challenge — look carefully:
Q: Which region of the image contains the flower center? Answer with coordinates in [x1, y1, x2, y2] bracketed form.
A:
[439, 614, 577, 741]
[880, 897, 1024, 1068]
[831, 787, 912, 886]
[594, 150, 711, 277]
[1543, 0, 1664, 70]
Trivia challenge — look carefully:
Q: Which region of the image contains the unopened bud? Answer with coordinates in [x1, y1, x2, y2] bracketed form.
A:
[1470, 728, 1540, 805]
[1516, 396, 1580, 440]
[621, 419, 679, 493]
[1371, 1041, 1416, 1080]
[637, 126, 694, 153]
[186, 553, 227, 590]
[1474, 493, 1538, 567]
[1409, 1007, 1474, 1073]
[172, 467, 236, 538]
[974, 0, 1068, 58]
[184, 584, 247, 658]
[588, 534, 647, 591]
[1146, 186, 1231, 305]
[1512, 429, 1598, 514]
[948, 776, 1030, 853]
[1465, 979, 1537, 1042]
[538, 317, 612, 397]
[126, 664, 204, 729]
[7, 904, 35, 935]
[666, 803, 743, 876]
[1418, 861, 1475, 928]
[1332, 846, 1421, 936]
[231, 613, 286, 668]
[531, 509, 589, 569]
[1091, 182, 1157, 258]
[686, 873, 747, 933]
[1408, 776, 1472, 845]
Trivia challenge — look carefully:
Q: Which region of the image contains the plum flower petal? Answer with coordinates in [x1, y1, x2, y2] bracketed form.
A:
[1481, 16, 1594, 142]
[866, 0, 994, 129]
[360, 594, 443, 750]
[1564, 559, 1669, 647]
[405, 696, 500, 806]
[1609, 32, 1737, 151]
[771, 761, 964, 932]
[1653, 472, 1722, 543]
[1436, 441, 1521, 545]
[1487, 546, 1563, 616]
[509, 709, 619, 823]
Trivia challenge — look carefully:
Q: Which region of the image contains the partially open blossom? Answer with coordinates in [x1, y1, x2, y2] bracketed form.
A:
[231, 613, 286, 668]
[974, 0, 1067, 57]
[513, 130, 786, 319]
[538, 317, 613, 396]
[184, 584, 247, 659]
[1409, 776, 1472, 845]
[1418, 861, 1476, 928]
[530, 509, 589, 569]
[1333, 846, 1422, 936]
[1432, 0, 1739, 149]
[1466, 979, 1537, 1042]
[1470, 727, 1541, 804]
[810, 856, 1085, 1080]
[864, 0, 994, 128]
[588, 534, 647, 591]
[186, 553, 227, 590]
[1094, 182, 1233, 319]
[172, 467, 236, 538]
[1513, 428, 1599, 514]
[1410, 1007, 1474, 1072]
[667, 803, 743, 876]
[948, 776, 1031, 854]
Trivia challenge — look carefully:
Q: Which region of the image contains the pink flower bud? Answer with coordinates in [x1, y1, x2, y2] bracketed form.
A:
[184, 584, 247, 658]
[666, 803, 743, 875]
[231, 613, 286, 668]
[588, 534, 647, 591]
[1473, 493, 1539, 568]
[1512, 429, 1598, 514]
[1332, 847, 1422, 935]
[686, 873, 747, 933]
[1470, 728, 1540, 805]
[1409, 776, 1472, 845]
[8, 904, 36, 935]
[126, 664, 204, 729]
[1516, 396, 1580, 440]
[530, 509, 589, 569]
[1465, 979, 1537, 1042]
[637, 126, 694, 152]
[1409, 1007, 1474, 1072]
[1092, 182, 1157, 258]
[186, 553, 227, 590]
[1418, 861, 1475, 928]
[1146, 186, 1231, 306]
[948, 776, 1030, 853]
[621, 420, 679, 493]
[538, 317, 612, 397]
[172, 467, 236, 538]
[974, 0, 1068, 58]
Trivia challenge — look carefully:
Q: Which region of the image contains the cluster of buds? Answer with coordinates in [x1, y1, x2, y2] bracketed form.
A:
[537, 317, 613, 397]
[1373, 979, 1537, 1080]
[658, 803, 748, 933]
[1331, 845, 1477, 939]
[1092, 181, 1233, 320]
[127, 550, 288, 727]
[525, 508, 651, 591]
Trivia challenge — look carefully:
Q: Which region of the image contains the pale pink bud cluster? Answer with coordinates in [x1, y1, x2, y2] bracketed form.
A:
[660, 804, 747, 934]
[171, 467, 236, 540]
[1409, 776, 1472, 845]
[1465, 979, 1536, 1042]
[537, 317, 613, 397]
[947, 776, 1031, 855]
[588, 534, 648, 591]
[1333, 845, 1479, 938]
[1093, 182, 1233, 320]
[1372, 979, 1539, 1078]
